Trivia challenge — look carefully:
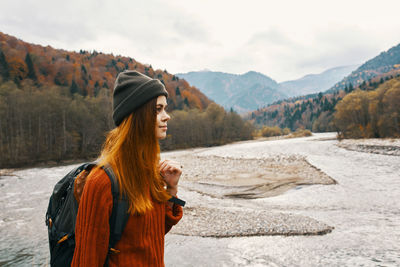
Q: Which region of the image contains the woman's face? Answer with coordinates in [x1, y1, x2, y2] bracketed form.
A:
[155, 95, 170, 139]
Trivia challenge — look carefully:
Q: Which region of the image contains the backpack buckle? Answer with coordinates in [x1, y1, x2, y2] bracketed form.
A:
[57, 234, 69, 244]
[45, 216, 53, 228]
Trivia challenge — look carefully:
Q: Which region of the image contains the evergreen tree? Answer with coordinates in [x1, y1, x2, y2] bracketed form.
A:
[94, 81, 100, 97]
[25, 53, 37, 81]
[0, 51, 10, 80]
[348, 83, 354, 92]
[81, 64, 87, 75]
[183, 97, 189, 107]
[70, 80, 80, 95]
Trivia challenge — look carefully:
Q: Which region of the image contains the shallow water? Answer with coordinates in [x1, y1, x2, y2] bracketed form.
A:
[0, 133, 399, 266]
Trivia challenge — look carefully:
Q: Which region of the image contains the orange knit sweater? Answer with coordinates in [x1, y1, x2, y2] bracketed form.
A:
[71, 168, 183, 267]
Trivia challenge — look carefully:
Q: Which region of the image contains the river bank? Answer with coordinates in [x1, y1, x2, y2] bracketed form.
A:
[337, 137, 400, 156]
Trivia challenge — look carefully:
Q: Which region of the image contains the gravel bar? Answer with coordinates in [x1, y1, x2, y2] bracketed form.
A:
[337, 138, 400, 156]
[162, 144, 337, 237]
[171, 206, 334, 237]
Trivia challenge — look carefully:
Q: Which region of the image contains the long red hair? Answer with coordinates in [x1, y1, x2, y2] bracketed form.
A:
[98, 97, 170, 214]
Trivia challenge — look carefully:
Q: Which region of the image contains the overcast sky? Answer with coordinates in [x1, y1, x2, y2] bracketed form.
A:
[1, 0, 400, 82]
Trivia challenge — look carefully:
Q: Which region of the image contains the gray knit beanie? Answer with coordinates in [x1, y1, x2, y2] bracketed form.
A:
[112, 70, 168, 126]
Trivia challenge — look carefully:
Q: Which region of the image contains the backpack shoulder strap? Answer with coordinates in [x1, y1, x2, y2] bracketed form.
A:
[102, 165, 130, 265]
[168, 196, 186, 207]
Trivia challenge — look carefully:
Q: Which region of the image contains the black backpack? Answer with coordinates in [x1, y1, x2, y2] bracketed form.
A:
[45, 163, 130, 267]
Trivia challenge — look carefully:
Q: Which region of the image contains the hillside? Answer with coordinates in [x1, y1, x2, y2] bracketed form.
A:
[279, 65, 359, 97]
[329, 43, 400, 92]
[334, 76, 400, 138]
[0, 32, 254, 168]
[248, 43, 400, 133]
[0, 31, 211, 111]
[176, 70, 286, 112]
[249, 70, 400, 132]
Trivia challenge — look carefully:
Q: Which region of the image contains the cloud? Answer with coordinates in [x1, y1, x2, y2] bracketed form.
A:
[0, 0, 98, 46]
[1, 17, 95, 46]
[1, 0, 400, 81]
[221, 25, 393, 81]
[173, 18, 208, 42]
[214, 29, 312, 80]
[295, 26, 382, 70]
[247, 29, 297, 48]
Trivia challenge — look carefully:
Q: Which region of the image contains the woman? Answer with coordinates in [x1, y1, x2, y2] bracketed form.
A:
[72, 70, 183, 266]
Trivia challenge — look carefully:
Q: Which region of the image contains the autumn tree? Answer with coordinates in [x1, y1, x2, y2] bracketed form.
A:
[160, 104, 253, 150]
[334, 77, 400, 138]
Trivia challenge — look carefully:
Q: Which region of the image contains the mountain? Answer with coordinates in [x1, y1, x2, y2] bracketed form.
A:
[176, 70, 286, 112]
[0, 31, 212, 111]
[248, 43, 400, 132]
[329, 43, 400, 92]
[279, 65, 359, 97]
[176, 65, 358, 113]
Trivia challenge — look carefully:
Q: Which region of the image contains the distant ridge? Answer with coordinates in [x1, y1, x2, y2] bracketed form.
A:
[279, 65, 359, 97]
[176, 65, 358, 113]
[176, 70, 286, 113]
[328, 43, 400, 92]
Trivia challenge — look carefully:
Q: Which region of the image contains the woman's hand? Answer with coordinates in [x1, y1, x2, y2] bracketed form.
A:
[159, 159, 182, 196]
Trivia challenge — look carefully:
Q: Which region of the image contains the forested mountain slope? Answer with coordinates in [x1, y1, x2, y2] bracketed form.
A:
[0, 32, 253, 167]
[248, 43, 400, 135]
[0, 31, 211, 111]
[329, 43, 400, 92]
[249, 70, 400, 134]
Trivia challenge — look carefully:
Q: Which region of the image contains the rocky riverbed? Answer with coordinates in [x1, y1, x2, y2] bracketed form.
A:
[164, 133, 400, 266]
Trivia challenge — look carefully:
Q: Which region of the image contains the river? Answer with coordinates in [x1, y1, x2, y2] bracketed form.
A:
[0, 133, 399, 266]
